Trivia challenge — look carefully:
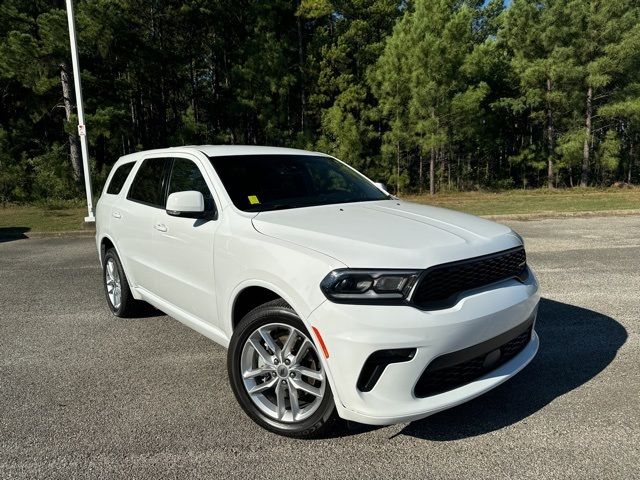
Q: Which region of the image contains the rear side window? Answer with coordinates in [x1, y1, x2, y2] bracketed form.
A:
[127, 158, 170, 207]
[106, 162, 135, 195]
[167, 158, 216, 212]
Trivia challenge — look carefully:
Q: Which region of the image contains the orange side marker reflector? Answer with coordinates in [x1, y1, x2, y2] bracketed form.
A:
[311, 326, 330, 359]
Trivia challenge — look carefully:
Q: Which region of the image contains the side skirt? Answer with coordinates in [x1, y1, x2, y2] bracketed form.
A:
[134, 286, 230, 348]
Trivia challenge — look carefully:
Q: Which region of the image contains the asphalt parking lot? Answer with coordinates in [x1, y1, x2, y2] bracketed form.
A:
[1, 215, 639, 479]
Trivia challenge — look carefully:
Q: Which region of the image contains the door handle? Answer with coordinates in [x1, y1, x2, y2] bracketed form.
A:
[154, 223, 168, 232]
[112, 211, 122, 219]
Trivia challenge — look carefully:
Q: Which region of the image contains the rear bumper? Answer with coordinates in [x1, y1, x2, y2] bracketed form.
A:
[308, 269, 540, 425]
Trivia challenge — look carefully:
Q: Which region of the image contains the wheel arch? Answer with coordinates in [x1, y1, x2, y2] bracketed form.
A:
[226, 279, 322, 335]
[99, 235, 115, 264]
[98, 234, 141, 300]
[231, 285, 283, 330]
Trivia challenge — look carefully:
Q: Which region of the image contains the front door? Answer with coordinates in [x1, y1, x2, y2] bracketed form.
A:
[152, 156, 219, 325]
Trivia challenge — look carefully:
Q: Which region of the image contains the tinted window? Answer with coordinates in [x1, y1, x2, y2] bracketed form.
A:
[208, 154, 389, 212]
[127, 158, 169, 207]
[167, 159, 215, 211]
[106, 162, 135, 195]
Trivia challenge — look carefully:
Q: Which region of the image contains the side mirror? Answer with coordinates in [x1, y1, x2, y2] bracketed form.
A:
[374, 182, 388, 193]
[166, 191, 205, 218]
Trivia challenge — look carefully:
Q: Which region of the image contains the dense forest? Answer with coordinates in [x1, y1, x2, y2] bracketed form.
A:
[1, 0, 639, 201]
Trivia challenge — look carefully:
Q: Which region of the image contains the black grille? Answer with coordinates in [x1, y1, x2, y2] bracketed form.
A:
[414, 322, 533, 398]
[411, 247, 527, 310]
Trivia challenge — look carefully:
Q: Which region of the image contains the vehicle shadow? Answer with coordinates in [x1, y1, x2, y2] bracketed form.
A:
[397, 297, 626, 440]
[0, 226, 30, 243]
[131, 301, 165, 319]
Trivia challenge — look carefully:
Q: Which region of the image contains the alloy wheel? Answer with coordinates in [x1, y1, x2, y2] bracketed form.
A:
[240, 323, 325, 423]
[105, 257, 122, 309]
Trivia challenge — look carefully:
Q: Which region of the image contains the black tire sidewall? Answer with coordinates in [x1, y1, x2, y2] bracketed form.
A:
[227, 304, 336, 437]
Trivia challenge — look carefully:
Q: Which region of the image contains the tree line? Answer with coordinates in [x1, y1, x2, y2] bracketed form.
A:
[1, 0, 639, 202]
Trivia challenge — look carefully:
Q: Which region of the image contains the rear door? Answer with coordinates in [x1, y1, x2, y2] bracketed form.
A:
[152, 155, 219, 325]
[97, 160, 136, 251]
[114, 156, 171, 292]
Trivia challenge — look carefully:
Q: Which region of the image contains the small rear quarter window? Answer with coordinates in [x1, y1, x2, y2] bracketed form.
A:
[106, 162, 135, 195]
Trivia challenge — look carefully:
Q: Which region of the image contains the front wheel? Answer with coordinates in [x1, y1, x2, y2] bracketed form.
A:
[227, 300, 337, 438]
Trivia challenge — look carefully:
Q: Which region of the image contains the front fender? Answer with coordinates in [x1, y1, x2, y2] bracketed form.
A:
[214, 217, 346, 339]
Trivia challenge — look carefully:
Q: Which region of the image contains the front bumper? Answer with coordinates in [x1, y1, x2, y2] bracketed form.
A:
[308, 269, 540, 425]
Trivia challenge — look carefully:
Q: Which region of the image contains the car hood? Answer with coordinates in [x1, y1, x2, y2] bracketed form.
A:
[251, 200, 521, 268]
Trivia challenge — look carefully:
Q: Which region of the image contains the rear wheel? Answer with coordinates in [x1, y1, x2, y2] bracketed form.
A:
[228, 300, 337, 438]
[103, 248, 137, 317]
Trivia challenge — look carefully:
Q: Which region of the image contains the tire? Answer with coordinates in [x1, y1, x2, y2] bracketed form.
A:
[228, 299, 338, 438]
[102, 248, 137, 317]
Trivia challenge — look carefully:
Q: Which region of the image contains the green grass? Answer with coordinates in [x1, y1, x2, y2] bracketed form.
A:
[0, 200, 92, 236]
[0, 188, 639, 236]
[402, 187, 640, 216]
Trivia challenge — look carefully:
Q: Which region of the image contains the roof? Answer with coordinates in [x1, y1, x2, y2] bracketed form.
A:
[116, 145, 328, 164]
[193, 145, 326, 157]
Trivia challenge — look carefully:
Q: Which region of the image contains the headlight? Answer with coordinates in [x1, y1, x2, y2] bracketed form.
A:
[320, 269, 421, 303]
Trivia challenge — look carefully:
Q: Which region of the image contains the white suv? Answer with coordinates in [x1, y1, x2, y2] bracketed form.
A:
[96, 145, 539, 437]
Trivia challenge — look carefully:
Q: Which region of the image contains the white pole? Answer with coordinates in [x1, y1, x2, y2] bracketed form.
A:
[65, 0, 95, 222]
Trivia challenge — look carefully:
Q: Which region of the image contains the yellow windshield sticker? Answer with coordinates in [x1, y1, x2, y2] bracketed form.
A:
[248, 195, 260, 205]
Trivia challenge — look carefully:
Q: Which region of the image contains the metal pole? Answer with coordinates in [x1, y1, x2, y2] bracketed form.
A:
[65, 0, 95, 222]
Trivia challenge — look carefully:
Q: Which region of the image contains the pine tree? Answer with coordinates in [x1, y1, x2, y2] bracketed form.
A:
[308, 0, 402, 176]
[561, 0, 639, 186]
[374, 0, 494, 194]
[370, 13, 412, 194]
[1, 0, 640, 201]
[501, 0, 581, 188]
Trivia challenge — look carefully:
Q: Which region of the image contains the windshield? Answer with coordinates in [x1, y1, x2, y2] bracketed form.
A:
[208, 154, 390, 212]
